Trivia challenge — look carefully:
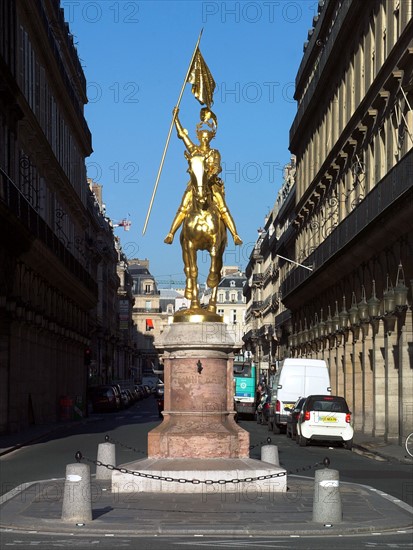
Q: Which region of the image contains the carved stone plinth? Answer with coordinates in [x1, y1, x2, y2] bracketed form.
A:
[113, 322, 287, 493]
[148, 322, 249, 459]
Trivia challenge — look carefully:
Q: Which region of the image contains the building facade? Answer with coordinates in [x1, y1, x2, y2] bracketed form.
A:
[202, 267, 247, 347]
[243, 159, 297, 384]
[0, 1, 136, 433]
[86, 181, 136, 387]
[263, 0, 412, 443]
[0, 0, 98, 432]
[129, 259, 164, 377]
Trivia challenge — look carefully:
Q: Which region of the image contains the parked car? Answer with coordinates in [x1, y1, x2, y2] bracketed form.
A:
[120, 390, 131, 408]
[268, 359, 331, 433]
[125, 389, 136, 405]
[256, 389, 271, 425]
[143, 384, 152, 397]
[134, 385, 145, 400]
[286, 397, 306, 440]
[88, 385, 121, 413]
[156, 396, 164, 418]
[155, 382, 164, 398]
[296, 395, 354, 449]
[129, 388, 140, 403]
[138, 384, 149, 398]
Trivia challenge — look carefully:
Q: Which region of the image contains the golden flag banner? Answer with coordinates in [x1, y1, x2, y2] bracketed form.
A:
[188, 47, 216, 107]
[142, 30, 208, 236]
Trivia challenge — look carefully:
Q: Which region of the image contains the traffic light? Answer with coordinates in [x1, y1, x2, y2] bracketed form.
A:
[84, 348, 92, 366]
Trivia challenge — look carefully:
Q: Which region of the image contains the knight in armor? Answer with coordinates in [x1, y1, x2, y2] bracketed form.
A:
[164, 107, 242, 248]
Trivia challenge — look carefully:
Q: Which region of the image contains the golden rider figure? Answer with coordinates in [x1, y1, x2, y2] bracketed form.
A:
[164, 107, 243, 247]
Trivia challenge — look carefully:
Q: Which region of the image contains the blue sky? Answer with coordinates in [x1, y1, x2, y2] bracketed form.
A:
[63, 0, 316, 284]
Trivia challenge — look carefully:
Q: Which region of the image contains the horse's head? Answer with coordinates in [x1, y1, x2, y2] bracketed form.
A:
[188, 155, 209, 206]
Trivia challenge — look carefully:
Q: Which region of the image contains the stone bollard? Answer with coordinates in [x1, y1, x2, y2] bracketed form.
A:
[61, 453, 92, 523]
[96, 436, 116, 480]
[261, 438, 279, 465]
[312, 457, 342, 524]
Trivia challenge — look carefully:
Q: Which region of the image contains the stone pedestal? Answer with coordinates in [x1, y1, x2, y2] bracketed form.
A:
[112, 322, 287, 493]
[148, 322, 249, 459]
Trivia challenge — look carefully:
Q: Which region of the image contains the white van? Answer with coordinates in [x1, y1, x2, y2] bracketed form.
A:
[268, 358, 331, 433]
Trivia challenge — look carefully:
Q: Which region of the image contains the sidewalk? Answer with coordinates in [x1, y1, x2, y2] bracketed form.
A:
[1, 421, 412, 537]
[0, 474, 412, 536]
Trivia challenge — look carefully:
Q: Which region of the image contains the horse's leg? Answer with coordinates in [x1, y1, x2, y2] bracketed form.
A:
[207, 254, 222, 313]
[206, 224, 226, 289]
[206, 241, 221, 289]
[182, 243, 193, 299]
[208, 284, 218, 314]
[207, 227, 225, 313]
[183, 242, 199, 308]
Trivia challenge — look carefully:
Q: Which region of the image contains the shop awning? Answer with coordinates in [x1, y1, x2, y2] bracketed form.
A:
[146, 318, 154, 331]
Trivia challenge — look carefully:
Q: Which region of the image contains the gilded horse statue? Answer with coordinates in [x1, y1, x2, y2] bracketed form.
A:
[164, 108, 242, 320]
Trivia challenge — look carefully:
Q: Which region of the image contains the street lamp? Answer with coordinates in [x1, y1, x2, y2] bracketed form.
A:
[339, 296, 349, 330]
[383, 275, 396, 315]
[317, 309, 326, 339]
[332, 301, 340, 332]
[326, 306, 334, 335]
[367, 280, 381, 318]
[348, 292, 359, 326]
[358, 285, 369, 322]
[394, 262, 408, 308]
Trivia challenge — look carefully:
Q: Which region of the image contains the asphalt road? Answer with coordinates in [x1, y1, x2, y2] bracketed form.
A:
[1, 397, 412, 549]
[0, 532, 413, 549]
[245, 419, 413, 506]
[1, 398, 412, 504]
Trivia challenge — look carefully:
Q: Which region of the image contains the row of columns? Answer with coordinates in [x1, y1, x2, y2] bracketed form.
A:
[292, 309, 412, 444]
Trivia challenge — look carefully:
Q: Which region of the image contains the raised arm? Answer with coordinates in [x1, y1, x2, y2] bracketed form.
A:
[173, 108, 195, 152]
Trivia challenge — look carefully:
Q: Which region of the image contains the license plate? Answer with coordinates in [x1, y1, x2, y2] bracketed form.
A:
[321, 416, 337, 423]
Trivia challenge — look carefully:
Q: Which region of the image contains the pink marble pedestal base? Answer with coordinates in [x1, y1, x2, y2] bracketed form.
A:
[113, 322, 287, 494]
[148, 322, 249, 459]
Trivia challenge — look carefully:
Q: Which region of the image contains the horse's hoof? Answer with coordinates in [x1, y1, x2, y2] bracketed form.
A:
[207, 273, 219, 287]
[234, 235, 243, 245]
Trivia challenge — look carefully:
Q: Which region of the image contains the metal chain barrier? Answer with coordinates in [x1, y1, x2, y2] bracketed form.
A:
[88, 435, 321, 483]
[286, 462, 321, 475]
[106, 435, 146, 456]
[76, 451, 286, 485]
[248, 438, 274, 451]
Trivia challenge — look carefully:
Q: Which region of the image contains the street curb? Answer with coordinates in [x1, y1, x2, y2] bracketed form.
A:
[352, 443, 413, 465]
[1, 476, 412, 538]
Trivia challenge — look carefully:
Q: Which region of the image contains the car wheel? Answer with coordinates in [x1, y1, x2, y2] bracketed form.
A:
[299, 434, 307, 447]
[344, 438, 353, 450]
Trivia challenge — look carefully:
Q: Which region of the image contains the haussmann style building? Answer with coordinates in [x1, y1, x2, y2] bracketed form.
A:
[245, 0, 412, 445]
[0, 0, 136, 432]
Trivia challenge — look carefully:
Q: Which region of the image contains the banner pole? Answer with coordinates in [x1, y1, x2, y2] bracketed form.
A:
[142, 29, 203, 235]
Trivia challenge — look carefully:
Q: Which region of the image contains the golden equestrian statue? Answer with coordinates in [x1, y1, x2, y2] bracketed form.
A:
[164, 107, 242, 319]
[142, 31, 242, 321]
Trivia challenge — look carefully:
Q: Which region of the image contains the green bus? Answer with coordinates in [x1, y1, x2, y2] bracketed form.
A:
[233, 356, 256, 419]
